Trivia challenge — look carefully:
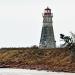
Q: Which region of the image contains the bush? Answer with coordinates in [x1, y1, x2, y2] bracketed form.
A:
[31, 45, 39, 49]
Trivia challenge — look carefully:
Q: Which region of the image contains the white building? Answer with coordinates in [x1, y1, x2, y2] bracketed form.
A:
[39, 7, 56, 49]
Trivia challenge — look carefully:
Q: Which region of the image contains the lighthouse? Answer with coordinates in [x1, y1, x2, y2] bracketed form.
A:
[39, 7, 56, 48]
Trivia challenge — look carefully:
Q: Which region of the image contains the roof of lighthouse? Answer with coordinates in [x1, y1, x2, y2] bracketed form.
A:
[45, 7, 51, 10]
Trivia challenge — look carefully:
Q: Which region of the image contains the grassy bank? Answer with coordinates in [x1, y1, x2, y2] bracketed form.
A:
[0, 48, 75, 72]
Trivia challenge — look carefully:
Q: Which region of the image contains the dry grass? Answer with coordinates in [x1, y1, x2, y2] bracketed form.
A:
[0, 48, 75, 72]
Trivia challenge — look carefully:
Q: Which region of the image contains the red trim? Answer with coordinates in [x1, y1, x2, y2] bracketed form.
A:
[44, 13, 51, 15]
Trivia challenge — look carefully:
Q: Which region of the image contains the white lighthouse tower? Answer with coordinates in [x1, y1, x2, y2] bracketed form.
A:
[39, 7, 56, 49]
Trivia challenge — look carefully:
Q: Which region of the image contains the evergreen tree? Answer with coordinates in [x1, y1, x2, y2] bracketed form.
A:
[60, 33, 75, 62]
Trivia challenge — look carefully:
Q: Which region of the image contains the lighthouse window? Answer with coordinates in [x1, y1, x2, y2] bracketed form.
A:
[43, 27, 48, 34]
[43, 35, 47, 41]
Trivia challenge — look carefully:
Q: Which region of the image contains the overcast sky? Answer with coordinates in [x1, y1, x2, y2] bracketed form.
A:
[0, 0, 75, 48]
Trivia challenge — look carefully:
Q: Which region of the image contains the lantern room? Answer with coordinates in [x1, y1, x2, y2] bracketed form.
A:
[44, 7, 51, 16]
